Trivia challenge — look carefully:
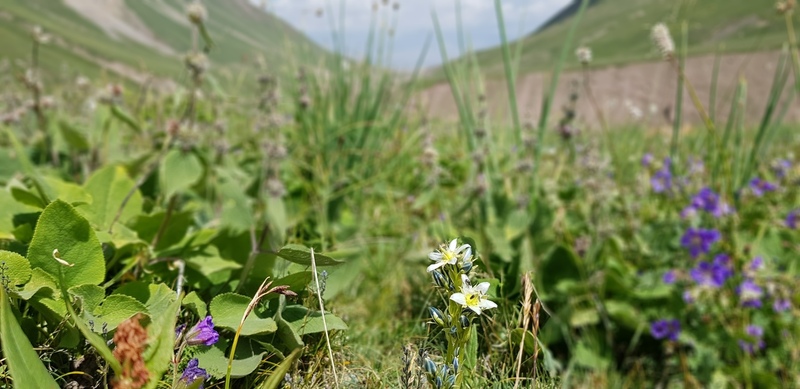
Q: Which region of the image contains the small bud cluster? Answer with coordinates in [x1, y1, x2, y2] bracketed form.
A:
[186, 2, 207, 25]
[776, 0, 796, 14]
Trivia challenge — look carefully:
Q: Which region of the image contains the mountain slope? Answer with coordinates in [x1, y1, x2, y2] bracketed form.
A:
[444, 0, 786, 77]
[0, 0, 327, 83]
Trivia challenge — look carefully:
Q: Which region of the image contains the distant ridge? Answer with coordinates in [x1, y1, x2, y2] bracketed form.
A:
[533, 0, 602, 34]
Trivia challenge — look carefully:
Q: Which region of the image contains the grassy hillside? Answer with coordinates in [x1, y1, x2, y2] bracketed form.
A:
[440, 0, 787, 78]
[0, 0, 327, 84]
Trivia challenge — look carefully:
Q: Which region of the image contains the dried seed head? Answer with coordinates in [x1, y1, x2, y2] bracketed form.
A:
[777, 1, 796, 13]
[651, 23, 675, 59]
[112, 314, 150, 389]
[184, 52, 209, 75]
[575, 46, 592, 64]
[186, 2, 207, 25]
[32, 25, 51, 44]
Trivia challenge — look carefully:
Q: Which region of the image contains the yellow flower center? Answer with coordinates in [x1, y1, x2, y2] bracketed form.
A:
[465, 292, 479, 307]
[443, 252, 455, 261]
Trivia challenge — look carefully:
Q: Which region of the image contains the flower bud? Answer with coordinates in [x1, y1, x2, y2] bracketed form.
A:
[452, 356, 459, 375]
[428, 307, 446, 327]
[459, 314, 470, 330]
[575, 46, 592, 64]
[651, 23, 675, 59]
[424, 357, 437, 376]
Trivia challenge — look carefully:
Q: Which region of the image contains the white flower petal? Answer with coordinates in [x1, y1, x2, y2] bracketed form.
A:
[469, 305, 482, 314]
[448, 239, 458, 252]
[455, 244, 470, 254]
[428, 252, 443, 261]
[450, 293, 467, 306]
[475, 282, 490, 295]
[479, 299, 497, 310]
[462, 248, 472, 262]
[427, 262, 446, 272]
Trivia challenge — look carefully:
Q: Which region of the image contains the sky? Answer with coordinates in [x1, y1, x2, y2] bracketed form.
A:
[259, 0, 571, 70]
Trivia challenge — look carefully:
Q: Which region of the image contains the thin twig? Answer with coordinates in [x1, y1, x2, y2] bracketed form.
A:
[311, 248, 339, 388]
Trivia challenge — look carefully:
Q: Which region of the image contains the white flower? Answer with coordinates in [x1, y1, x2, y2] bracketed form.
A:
[427, 239, 470, 272]
[575, 46, 592, 64]
[450, 274, 497, 315]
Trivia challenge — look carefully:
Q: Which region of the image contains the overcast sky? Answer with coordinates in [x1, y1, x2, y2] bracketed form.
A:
[259, 0, 570, 69]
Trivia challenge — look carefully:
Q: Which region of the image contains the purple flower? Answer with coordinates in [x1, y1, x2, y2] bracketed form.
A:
[748, 257, 764, 272]
[662, 270, 676, 284]
[713, 254, 735, 279]
[786, 209, 799, 229]
[651, 168, 672, 193]
[689, 260, 731, 288]
[642, 153, 654, 167]
[185, 316, 219, 346]
[681, 228, 721, 258]
[682, 290, 695, 304]
[738, 280, 764, 308]
[738, 325, 765, 354]
[772, 159, 791, 179]
[176, 358, 208, 389]
[650, 319, 681, 341]
[749, 178, 778, 197]
[687, 158, 705, 175]
[773, 299, 792, 313]
[686, 188, 733, 218]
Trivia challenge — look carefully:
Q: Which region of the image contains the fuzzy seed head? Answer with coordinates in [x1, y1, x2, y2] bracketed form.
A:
[186, 2, 207, 24]
[575, 46, 592, 64]
[651, 23, 675, 59]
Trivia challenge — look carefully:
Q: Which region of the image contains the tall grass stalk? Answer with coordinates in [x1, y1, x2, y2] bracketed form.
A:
[741, 46, 791, 188]
[709, 44, 724, 123]
[532, 0, 590, 180]
[494, 0, 522, 145]
[669, 23, 685, 171]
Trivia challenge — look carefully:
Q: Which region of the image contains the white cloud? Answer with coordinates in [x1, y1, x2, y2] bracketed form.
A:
[259, 0, 570, 69]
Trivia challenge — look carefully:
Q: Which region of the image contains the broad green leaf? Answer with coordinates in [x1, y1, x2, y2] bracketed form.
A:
[81, 165, 143, 231]
[573, 341, 610, 370]
[186, 246, 242, 278]
[58, 121, 90, 151]
[276, 244, 343, 266]
[195, 338, 266, 379]
[182, 291, 208, 318]
[41, 176, 92, 206]
[129, 210, 193, 251]
[258, 348, 302, 389]
[160, 149, 203, 198]
[69, 284, 105, 313]
[2, 127, 52, 204]
[0, 188, 34, 239]
[143, 292, 181, 389]
[605, 300, 644, 330]
[210, 293, 277, 336]
[10, 184, 46, 209]
[0, 250, 31, 287]
[27, 200, 105, 288]
[266, 196, 288, 242]
[16, 268, 58, 300]
[464, 326, 478, 370]
[0, 286, 60, 389]
[216, 168, 254, 233]
[509, 328, 537, 355]
[538, 246, 582, 300]
[569, 308, 600, 328]
[281, 305, 348, 335]
[275, 297, 303, 350]
[93, 295, 149, 331]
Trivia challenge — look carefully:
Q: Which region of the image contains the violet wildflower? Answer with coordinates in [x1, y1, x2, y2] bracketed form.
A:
[176, 358, 208, 389]
[686, 187, 733, 218]
[738, 280, 764, 308]
[749, 178, 778, 197]
[713, 254, 735, 280]
[662, 270, 676, 284]
[184, 316, 219, 346]
[772, 159, 791, 179]
[786, 209, 799, 229]
[650, 319, 680, 341]
[689, 260, 730, 288]
[683, 290, 695, 304]
[651, 167, 672, 193]
[738, 325, 765, 354]
[773, 298, 792, 313]
[641, 153, 654, 167]
[680, 228, 721, 258]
